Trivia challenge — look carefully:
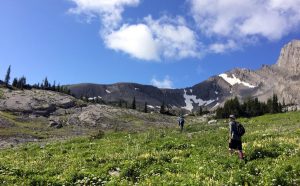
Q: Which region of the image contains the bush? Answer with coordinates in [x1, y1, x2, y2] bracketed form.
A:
[90, 130, 105, 140]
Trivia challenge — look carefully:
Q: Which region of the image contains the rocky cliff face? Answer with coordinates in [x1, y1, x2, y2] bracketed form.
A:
[216, 40, 300, 106]
[276, 40, 300, 74]
[69, 40, 300, 111]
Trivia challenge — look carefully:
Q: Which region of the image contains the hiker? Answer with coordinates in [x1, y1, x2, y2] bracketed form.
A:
[178, 115, 185, 132]
[228, 115, 245, 160]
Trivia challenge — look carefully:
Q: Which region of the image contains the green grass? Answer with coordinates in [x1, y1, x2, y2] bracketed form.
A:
[0, 88, 4, 99]
[0, 112, 300, 185]
[0, 112, 92, 140]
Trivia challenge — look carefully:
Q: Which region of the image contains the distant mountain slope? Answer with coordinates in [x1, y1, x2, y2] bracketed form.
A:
[69, 40, 300, 112]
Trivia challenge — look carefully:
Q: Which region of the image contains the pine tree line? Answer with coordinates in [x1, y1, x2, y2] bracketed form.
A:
[216, 95, 284, 119]
[32, 77, 71, 95]
[12, 76, 28, 90]
[1, 65, 71, 95]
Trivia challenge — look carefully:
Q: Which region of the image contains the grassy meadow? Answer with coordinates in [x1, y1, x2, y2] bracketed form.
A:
[0, 112, 299, 185]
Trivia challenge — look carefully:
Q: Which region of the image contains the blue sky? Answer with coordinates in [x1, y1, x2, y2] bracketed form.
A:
[1, 0, 300, 88]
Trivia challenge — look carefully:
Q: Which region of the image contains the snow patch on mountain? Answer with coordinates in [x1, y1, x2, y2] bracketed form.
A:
[147, 105, 154, 109]
[88, 96, 102, 101]
[182, 89, 215, 111]
[219, 73, 256, 88]
[212, 102, 220, 109]
[105, 90, 111, 94]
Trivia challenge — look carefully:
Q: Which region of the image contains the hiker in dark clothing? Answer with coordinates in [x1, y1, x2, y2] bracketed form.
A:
[178, 115, 185, 132]
[228, 115, 244, 159]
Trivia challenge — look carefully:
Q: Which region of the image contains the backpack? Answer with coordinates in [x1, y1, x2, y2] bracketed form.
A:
[236, 122, 245, 136]
[178, 117, 184, 126]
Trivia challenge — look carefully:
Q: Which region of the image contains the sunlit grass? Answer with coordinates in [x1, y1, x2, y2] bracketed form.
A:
[0, 112, 299, 185]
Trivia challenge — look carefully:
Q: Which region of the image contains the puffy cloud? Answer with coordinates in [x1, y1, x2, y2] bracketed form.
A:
[69, 1, 201, 61]
[104, 16, 201, 61]
[104, 24, 159, 61]
[190, 0, 300, 41]
[68, 0, 300, 60]
[151, 76, 173, 89]
[68, 0, 139, 28]
[209, 40, 238, 54]
[145, 16, 201, 59]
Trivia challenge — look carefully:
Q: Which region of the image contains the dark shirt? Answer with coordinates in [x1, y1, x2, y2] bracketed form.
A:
[229, 121, 241, 141]
[178, 117, 184, 125]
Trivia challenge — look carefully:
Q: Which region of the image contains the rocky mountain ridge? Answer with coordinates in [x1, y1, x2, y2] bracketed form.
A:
[69, 40, 300, 112]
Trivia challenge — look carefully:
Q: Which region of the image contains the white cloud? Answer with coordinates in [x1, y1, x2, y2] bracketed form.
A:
[145, 16, 201, 59]
[209, 40, 238, 54]
[69, 1, 202, 61]
[68, 0, 140, 28]
[68, 0, 300, 60]
[105, 24, 159, 60]
[190, 0, 300, 41]
[104, 16, 201, 61]
[151, 76, 173, 89]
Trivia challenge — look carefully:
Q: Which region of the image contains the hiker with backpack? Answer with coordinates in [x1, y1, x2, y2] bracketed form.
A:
[228, 115, 245, 160]
[178, 115, 185, 132]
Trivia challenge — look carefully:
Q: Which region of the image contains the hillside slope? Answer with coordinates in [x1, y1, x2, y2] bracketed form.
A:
[0, 112, 299, 185]
[0, 87, 176, 148]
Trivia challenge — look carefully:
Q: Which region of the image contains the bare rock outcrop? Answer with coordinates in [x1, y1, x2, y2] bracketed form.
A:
[276, 40, 300, 74]
[0, 89, 76, 116]
[63, 104, 176, 130]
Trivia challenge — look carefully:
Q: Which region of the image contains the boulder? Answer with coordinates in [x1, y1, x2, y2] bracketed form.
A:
[0, 88, 76, 116]
[208, 120, 217, 124]
[49, 120, 63, 129]
[57, 98, 75, 109]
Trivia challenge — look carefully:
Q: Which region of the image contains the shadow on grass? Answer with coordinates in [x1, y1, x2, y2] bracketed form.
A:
[248, 147, 281, 161]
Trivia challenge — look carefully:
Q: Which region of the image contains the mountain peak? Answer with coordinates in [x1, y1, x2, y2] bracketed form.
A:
[276, 39, 300, 73]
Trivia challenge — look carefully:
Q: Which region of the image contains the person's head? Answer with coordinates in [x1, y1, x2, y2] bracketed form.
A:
[229, 115, 236, 121]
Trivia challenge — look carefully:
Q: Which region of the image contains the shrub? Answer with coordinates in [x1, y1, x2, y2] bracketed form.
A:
[90, 130, 105, 140]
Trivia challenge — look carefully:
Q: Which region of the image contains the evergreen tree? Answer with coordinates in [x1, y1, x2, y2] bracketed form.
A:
[144, 102, 148, 113]
[216, 107, 224, 119]
[57, 84, 61, 92]
[44, 77, 49, 89]
[12, 78, 18, 87]
[131, 97, 136, 110]
[216, 94, 283, 119]
[272, 94, 279, 113]
[4, 65, 11, 87]
[221, 97, 241, 118]
[198, 106, 203, 116]
[267, 98, 273, 113]
[118, 100, 122, 108]
[278, 102, 283, 113]
[18, 76, 26, 90]
[36, 83, 40, 89]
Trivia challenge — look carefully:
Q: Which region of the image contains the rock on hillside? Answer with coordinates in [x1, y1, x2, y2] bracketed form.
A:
[0, 88, 176, 131]
[64, 104, 175, 130]
[0, 88, 76, 116]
